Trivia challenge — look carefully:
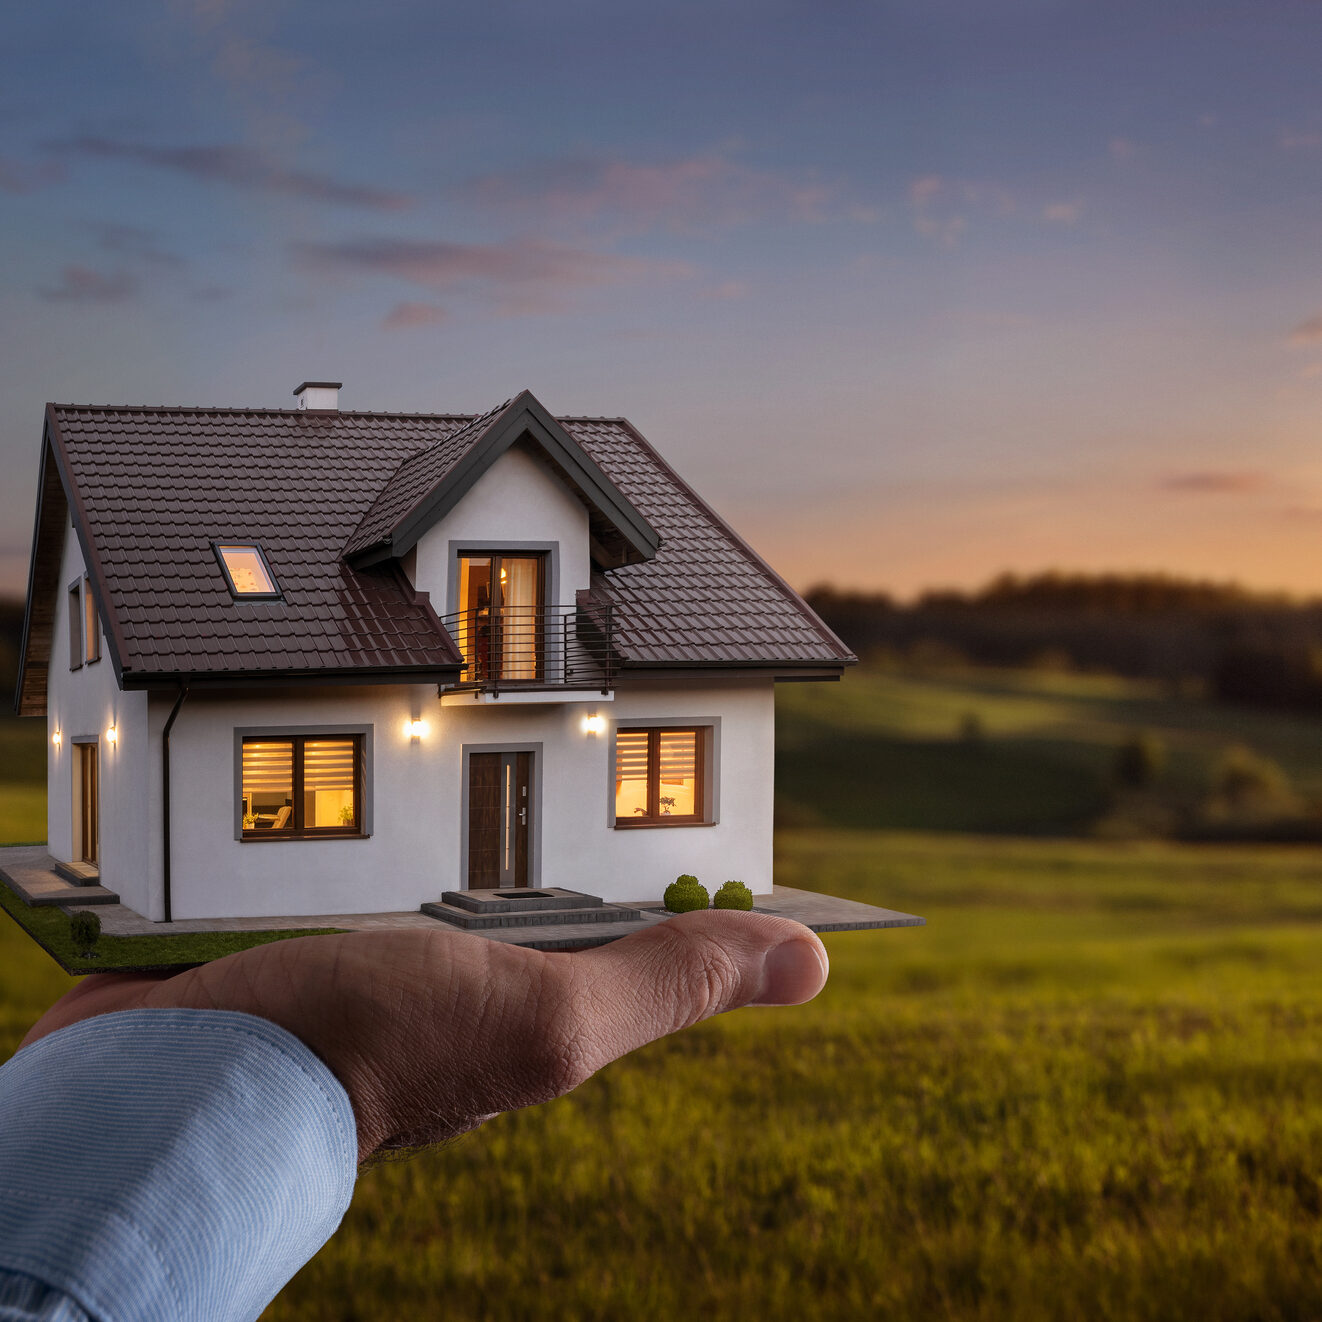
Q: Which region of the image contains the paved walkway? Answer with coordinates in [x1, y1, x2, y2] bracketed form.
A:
[1, 845, 923, 952]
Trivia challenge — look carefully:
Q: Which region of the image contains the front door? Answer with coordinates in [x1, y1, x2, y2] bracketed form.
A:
[76, 742, 99, 864]
[468, 751, 531, 888]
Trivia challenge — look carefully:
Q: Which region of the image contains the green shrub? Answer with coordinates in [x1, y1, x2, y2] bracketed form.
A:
[713, 880, 754, 910]
[1211, 744, 1296, 814]
[69, 910, 101, 956]
[663, 875, 709, 913]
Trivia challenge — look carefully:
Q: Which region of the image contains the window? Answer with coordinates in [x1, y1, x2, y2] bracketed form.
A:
[241, 735, 362, 838]
[615, 727, 707, 825]
[214, 542, 281, 599]
[83, 576, 101, 664]
[68, 581, 82, 671]
[455, 553, 546, 682]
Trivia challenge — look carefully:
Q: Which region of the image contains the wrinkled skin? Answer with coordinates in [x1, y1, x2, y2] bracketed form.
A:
[22, 911, 829, 1162]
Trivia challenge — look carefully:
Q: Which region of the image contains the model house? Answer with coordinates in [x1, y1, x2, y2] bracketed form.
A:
[13, 384, 854, 923]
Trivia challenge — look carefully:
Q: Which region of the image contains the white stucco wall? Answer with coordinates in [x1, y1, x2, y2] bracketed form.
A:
[411, 444, 592, 613]
[44, 520, 150, 908]
[158, 679, 774, 920]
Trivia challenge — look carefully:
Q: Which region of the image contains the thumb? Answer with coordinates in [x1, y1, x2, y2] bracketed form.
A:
[561, 910, 829, 1067]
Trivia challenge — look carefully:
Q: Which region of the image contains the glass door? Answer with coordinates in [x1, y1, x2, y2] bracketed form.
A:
[456, 554, 545, 682]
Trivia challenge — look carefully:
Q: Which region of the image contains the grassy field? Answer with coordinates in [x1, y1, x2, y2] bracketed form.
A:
[776, 664, 1322, 833]
[2, 674, 1321, 1319]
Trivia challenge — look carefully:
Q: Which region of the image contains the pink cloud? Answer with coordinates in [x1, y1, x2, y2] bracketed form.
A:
[464, 152, 842, 235]
[1160, 471, 1267, 494]
[907, 174, 1014, 246]
[53, 136, 412, 211]
[1288, 315, 1322, 346]
[38, 265, 138, 303]
[294, 236, 693, 310]
[382, 301, 447, 329]
[1042, 200, 1083, 225]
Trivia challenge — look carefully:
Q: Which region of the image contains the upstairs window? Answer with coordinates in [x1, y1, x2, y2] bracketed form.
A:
[67, 581, 82, 671]
[241, 735, 362, 838]
[83, 576, 101, 664]
[615, 727, 707, 826]
[214, 542, 281, 599]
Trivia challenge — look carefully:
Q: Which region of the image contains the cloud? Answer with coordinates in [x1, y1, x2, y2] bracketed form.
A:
[87, 221, 185, 268]
[1280, 129, 1322, 151]
[52, 136, 411, 210]
[382, 301, 447, 329]
[1288, 315, 1322, 346]
[38, 265, 139, 303]
[1108, 137, 1137, 161]
[907, 174, 1014, 246]
[701, 279, 749, 300]
[0, 155, 63, 194]
[1042, 200, 1083, 225]
[1159, 471, 1266, 494]
[463, 152, 844, 235]
[293, 236, 693, 312]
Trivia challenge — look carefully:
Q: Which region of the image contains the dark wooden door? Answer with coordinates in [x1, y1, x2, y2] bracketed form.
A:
[78, 743, 98, 864]
[467, 751, 531, 888]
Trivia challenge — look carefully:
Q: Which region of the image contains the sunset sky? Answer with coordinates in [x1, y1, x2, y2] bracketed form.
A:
[4, 2, 1322, 599]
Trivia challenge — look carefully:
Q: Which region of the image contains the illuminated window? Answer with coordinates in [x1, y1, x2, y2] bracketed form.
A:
[214, 543, 281, 599]
[615, 727, 706, 825]
[241, 735, 361, 838]
[83, 576, 101, 664]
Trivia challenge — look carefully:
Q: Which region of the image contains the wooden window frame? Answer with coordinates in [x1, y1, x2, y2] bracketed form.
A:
[613, 725, 708, 828]
[456, 551, 548, 683]
[68, 580, 82, 671]
[83, 575, 101, 665]
[240, 734, 364, 841]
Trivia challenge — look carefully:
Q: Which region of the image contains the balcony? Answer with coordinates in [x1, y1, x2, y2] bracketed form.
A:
[438, 601, 616, 700]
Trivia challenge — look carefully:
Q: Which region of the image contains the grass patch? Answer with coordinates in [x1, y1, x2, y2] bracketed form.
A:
[0, 882, 341, 975]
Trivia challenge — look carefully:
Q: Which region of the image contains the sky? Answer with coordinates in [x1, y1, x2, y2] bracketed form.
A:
[3, 1, 1322, 600]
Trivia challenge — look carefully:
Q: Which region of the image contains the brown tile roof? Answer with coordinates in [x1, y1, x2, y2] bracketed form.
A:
[29, 395, 852, 692]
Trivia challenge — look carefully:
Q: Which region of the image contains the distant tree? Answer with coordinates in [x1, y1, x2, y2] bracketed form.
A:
[1113, 731, 1166, 789]
[957, 711, 985, 745]
[1211, 745, 1295, 813]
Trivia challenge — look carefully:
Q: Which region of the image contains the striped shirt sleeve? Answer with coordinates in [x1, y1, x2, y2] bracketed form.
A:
[0, 1008, 358, 1322]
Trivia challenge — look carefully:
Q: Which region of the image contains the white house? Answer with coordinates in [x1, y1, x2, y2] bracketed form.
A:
[14, 384, 854, 923]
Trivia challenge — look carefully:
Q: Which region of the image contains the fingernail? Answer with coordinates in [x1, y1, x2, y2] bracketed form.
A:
[753, 938, 829, 1006]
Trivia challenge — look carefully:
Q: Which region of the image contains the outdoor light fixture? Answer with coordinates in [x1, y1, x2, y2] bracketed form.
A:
[404, 718, 429, 739]
[106, 725, 118, 745]
[52, 729, 61, 748]
[583, 714, 606, 736]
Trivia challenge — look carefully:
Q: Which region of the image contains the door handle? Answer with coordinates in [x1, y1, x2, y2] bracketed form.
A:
[519, 807, 527, 826]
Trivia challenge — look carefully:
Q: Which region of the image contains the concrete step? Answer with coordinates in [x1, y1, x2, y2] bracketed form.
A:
[422, 899, 642, 930]
[54, 860, 100, 886]
[440, 887, 603, 915]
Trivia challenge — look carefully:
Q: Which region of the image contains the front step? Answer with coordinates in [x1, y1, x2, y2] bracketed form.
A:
[440, 887, 603, 915]
[54, 860, 100, 886]
[422, 898, 642, 930]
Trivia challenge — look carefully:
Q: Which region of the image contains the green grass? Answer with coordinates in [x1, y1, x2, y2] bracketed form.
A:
[3, 681, 1322, 1319]
[776, 664, 1322, 833]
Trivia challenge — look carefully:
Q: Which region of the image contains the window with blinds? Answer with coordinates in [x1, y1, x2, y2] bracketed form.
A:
[614, 727, 705, 824]
[241, 735, 361, 837]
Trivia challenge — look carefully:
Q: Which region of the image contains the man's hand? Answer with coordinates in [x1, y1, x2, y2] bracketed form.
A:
[21, 912, 828, 1161]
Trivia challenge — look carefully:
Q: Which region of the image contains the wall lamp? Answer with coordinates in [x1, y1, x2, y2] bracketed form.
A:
[583, 714, 606, 736]
[52, 729, 61, 748]
[106, 725, 118, 745]
[404, 719, 429, 739]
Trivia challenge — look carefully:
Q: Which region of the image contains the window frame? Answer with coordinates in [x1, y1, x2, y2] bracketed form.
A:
[67, 580, 83, 671]
[235, 725, 373, 842]
[454, 550, 548, 684]
[83, 575, 101, 665]
[612, 724, 712, 828]
[212, 541, 283, 601]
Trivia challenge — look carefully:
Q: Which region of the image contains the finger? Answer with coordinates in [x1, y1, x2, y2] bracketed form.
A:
[554, 910, 829, 1071]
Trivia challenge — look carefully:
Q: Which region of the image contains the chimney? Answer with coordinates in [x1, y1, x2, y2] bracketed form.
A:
[293, 380, 342, 411]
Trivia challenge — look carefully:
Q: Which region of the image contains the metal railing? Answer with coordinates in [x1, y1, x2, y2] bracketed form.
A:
[438, 602, 615, 693]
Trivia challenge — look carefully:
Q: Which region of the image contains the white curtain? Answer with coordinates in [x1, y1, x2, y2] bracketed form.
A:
[501, 558, 539, 679]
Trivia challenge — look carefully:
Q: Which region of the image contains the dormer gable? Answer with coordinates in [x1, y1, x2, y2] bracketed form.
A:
[342, 390, 660, 573]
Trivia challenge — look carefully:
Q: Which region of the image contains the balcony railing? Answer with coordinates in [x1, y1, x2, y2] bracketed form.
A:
[438, 602, 616, 694]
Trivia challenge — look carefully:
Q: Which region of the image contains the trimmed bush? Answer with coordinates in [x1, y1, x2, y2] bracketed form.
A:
[663, 875, 709, 913]
[69, 910, 101, 956]
[713, 880, 754, 911]
[1114, 730, 1166, 789]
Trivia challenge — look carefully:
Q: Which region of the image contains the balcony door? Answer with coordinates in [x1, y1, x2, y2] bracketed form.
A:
[456, 554, 545, 682]
[468, 751, 532, 888]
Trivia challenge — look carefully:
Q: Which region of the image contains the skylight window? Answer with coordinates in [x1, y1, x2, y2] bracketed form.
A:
[214, 543, 281, 599]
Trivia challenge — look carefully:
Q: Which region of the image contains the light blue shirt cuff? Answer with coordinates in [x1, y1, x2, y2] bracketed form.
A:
[0, 1008, 358, 1322]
